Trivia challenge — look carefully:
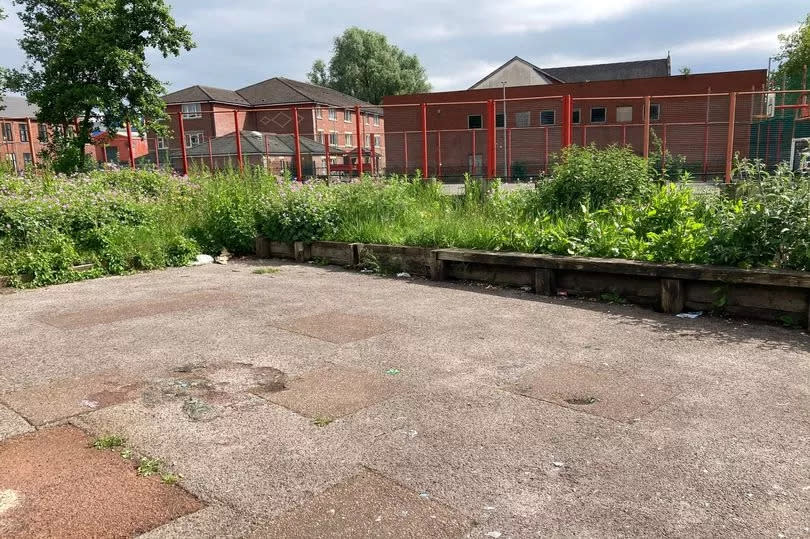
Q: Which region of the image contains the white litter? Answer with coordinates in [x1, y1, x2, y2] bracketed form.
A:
[214, 249, 231, 265]
[676, 311, 703, 319]
[189, 254, 214, 266]
[80, 399, 99, 409]
[486, 532, 502, 538]
[419, 492, 430, 499]
[552, 461, 565, 468]
[396, 272, 411, 278]
[360, 269, 375, 274]
[520, 286, 532, 292]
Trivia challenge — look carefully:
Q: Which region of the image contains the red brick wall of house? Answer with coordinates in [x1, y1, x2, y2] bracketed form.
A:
[93, 133, 150, 165]
[0, 119, 50, 173]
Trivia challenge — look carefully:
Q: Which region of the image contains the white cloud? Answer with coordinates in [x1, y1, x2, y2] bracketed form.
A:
[672, 26, 796, 56]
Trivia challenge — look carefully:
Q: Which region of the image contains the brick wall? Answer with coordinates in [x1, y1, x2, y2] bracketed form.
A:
[0, 119, 49, 173]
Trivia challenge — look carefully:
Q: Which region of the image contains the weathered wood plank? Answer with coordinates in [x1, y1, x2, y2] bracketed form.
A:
[430, 251, 446, 281]
[534, 268, 556, 296]
[660, 279, 685, 314]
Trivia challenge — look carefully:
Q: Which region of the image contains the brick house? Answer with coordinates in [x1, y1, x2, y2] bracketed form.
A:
[157, 77, 384, 175]
[0, 96, 49, 173]
[383, 66, 768, 180]
[91, 126, 150, 166]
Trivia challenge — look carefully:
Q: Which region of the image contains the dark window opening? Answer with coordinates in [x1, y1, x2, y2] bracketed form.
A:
[496, 114, 504, 128]
[650, 104, 661, 121]
[540, 110, 555, 125]
[590, 107, 607, 123]
[467, 115, 482, 129]
[572, 109, 581, 124]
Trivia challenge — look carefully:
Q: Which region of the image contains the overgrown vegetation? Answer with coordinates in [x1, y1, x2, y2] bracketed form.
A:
[2, 145, 809, 289]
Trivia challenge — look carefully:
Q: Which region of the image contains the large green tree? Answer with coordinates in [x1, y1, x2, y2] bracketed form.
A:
[773, 14, 810, 92]
[308, 27, 430, 105]
[7, 0, 194, 172]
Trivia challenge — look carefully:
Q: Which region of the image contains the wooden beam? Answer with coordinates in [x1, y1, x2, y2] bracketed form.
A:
[660, 278, 685, 314]
[534, 268, 556, 296]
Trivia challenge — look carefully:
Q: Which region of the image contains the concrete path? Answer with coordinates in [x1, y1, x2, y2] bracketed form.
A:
[0, 260, 808, 537]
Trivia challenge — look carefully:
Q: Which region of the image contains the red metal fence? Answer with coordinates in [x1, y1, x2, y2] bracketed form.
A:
[109, 89, 809, 182]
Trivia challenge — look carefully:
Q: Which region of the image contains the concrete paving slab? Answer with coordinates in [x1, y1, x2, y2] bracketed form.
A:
[0, 404, 33, 442]
[508, 362, 679, 423]
[250, 469, 473, 538]
[256, 365, 401, 419]
[136, 505, 254, 539]
[0, 426, 201, 538]
[1, 371, 144, 426]
[274, 311, 395, 344]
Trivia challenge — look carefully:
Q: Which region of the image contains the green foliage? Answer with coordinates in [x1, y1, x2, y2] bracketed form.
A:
[258, 181, 340, 243]
[308, 27, 431, 104]
[136, 457, 163, 477]
[773, 14, 810, 91]
[7, 0, 195, 173]
[93, 435, 125, 450]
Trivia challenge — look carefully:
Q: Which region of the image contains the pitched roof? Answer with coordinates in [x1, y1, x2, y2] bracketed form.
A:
[0, 95, 39, 119]
[183, 131, 335, 157]
[236, 77, 378, 111]
[163, 85, 250, 106]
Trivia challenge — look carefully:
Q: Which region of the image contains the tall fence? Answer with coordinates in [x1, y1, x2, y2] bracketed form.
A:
[93, 89, 809, 183]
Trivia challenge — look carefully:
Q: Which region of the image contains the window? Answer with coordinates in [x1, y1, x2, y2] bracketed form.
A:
[590, 107, 607, 123]
[184, 131, 204, 148]
[19, 124, 29, 142]
[23, 153, 32, 167]
[2, 123, 12, 142]
[6, 153, 17, 172]
[364, 134, 371, 148]
[344, 133, 353, 146]
[315, 106, 323, 119]
[650, 103, 661, 121]
[364, 114, 370, 125]
[496, 114, 504, 128]
[328, 108, 337, 121]
[539, 110, 555, 125]
[317, 130, 325, 144]
[38, 123, 48, 142]
[572, 109, 581, 124]
[344, 109, 353, 123]
[182, 103, 202, 119]
[467, 115, 482, 129]
[616, 106, 633, 123]
[157, 137, 168, 150]
[329, 131, 338, 145]
[515, 111, 531, 128]
[374, 134, 381, 148]
[373, 114, 380, 126]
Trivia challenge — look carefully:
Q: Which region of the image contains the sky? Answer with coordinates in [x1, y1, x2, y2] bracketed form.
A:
[0, 0, 807, 94]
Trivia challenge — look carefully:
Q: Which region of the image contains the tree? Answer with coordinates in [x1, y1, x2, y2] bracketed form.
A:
[7, 0, 195, 173]
[679, 66, 691, 75]
[773, 14, 810, 92]
[308, 27, 430, 105]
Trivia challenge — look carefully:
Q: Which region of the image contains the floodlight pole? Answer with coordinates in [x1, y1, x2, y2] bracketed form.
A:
[502, 81, 507, 179]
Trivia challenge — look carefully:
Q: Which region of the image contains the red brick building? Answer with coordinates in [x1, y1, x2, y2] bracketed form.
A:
[382, 67, 768, 180]
[0, 96, 49, 173]
[91, 127, 150, 166]
[158, 78, 384, 175]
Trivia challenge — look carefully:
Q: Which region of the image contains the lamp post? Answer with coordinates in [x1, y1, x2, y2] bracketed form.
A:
[501, 81, 507, 179]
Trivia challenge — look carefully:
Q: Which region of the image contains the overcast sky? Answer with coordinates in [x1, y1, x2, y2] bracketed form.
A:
[0, 0, 806, 94]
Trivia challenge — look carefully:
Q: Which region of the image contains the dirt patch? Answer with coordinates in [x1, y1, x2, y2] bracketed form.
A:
[509, 363, 678, 423]
[250, 469, 472, 537]
[255, 365, 400, 419]
[203, 362, 287, 394]
[39, 290, 234, 330]
[181, 397, 220, 422]
[0, 426, 201, 538]
[273, 312, 395, 344]
[0, 372, 144, 426]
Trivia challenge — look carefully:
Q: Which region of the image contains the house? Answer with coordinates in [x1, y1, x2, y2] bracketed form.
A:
[470, 56, 671, 89]
[156, 77, 385, 174]
[91, 126, 150, 166]
[0, 96, 49, 173]
[383, 68, 768, 180]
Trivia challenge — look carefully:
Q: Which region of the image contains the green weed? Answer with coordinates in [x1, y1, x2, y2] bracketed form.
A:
[92, 435, 125, 450]
[253, 267, 281, 275]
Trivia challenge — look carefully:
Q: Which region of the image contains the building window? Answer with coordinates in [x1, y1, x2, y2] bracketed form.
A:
[344, 133, 353, 146]
[364, 114, 369, 125]
[364, 134, 371, 148]
[2, 123, 13, 142]
[539, 110, 555, 125]
[590, 107, 607, 123]
[329, 131, 338, 145]
[468, 115, 482, 129]
[182, 103, 202, 119]
[650, 103, 661, 121]
[515, 111, 530, 128]
[344, 109, 353, 123]
[38, 123, 48, 142]
[496, 114, 504, 128]
[373, 114, 380, 126]
[616, 106, 633, 123]
[185, 131, 204, 148]
[315, 106, 322, 119]
[6, 153, 17, 171]
[328, 108, 337, 121]
[23, 153, 32, 167]
[572, 109, 581, 124]
[157, 137, 168, 150]
[317, 130, 325, 144]
[19, 124, 30, 142]
[374, 134, 381, 148]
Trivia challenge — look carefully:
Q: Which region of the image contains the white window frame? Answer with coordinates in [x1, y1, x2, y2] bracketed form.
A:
[344, 132, 353, 147]
[182, 103, 202, 119]
[373, 114, 380, 126]
[364, 133, 371, 148]
[18, 123, 29, 143]
[374, 134, 381, 148]
[364, 113, 370, 125]
[328, 108, 337, 121]
[317, 130, 325, 144]
[590, 107, 607, 124]
[650, 103, 661, 122]
[185, 131, 204, 148]
[315, 106, 323, 119]
[539, 110, 555, 126]
[344, 109, 353, 123]
[157, 137, 168, 150]
[616, 106, 633, 123]
[329, 131, 338, 146]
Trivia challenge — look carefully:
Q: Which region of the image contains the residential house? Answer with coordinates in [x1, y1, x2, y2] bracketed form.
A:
[0, 96, 49, 173]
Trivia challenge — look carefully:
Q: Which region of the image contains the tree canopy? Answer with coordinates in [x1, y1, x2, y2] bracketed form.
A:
[308, 27, 431, 105]
[773, 13, 810, 91]
[7, 0, 195, 172]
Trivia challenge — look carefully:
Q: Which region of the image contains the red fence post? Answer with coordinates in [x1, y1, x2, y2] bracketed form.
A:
[26, 118, 37, 166]
[234, 110, 243, 172]
[154, 137, 161, 169]
[355, 105, 363, 177]
[177, 112, 188, 176]
[703, 89, 711, 178]
[725, 92, 737, 184]
[487, 99, 496, 178]
[370, 133, 376, 176]
[471, 129, 476, 175]
[642, 96, 651, 160]
[437, 130, 442, 179]
[325, 135, 331, 177]
[208, 138, 214, 171]
[506, 128, 511, 180]
[292, 106, 302, 181]
[544, 127, 549, 173]
[404, 131, 409, 174]
[561, 95, 572, 148]
[421, 103, 428, 178]
[661, 123, 667, 172]
[125, 122, 135, 169]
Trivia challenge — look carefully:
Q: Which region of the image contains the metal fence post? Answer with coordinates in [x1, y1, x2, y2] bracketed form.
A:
[177, 112, 188, 176]
[487, 99, 496, 178]
[725, 91, 737, 184]
[561, 95, 572, 148]
[642, 96, 651, 159]
[208, 138, 214, 171]
[355, 105, 363, 177]
[292, 106, 302, 181]
[421, 103, 428, 178]
[234, 110, 243, 172]
[437, 130, 442, 179]
[325, 135, 331, 177]
[125, 122, 135, 169]
[26, 118, 37, 166]
[370, 133, 376, 176]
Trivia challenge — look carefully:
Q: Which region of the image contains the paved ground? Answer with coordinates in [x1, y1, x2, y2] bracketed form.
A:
[0, 260, 808, 538]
